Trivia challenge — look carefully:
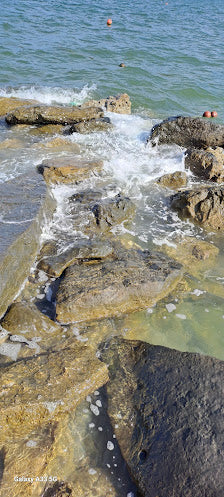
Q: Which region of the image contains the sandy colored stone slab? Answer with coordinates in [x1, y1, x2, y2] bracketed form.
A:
[33, 136, 80, 152]
[0, 340, 108, 442]
[5, 104, 104, 125]
[0, 96, 38, 116]
[37, 158, 104, 184]
[56, 248, 183, 323]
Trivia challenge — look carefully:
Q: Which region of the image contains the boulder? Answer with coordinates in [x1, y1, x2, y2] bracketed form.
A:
[150, 116, 224, 149]
[37, 158, 103, 185]
[5, 104, 104, 125]
[156, 171, 187, 189]
[68, 117, 112, 134]
[171, 186, 224, 230]
[37, 238, 114, 277]
[69, 191, 135, 233]
[0, 138, 24, 149]
[101, 337, 224, 497]
[0, 96, 38, 116]
[83, 93, 131, 114]
[56, 247, 183, 323]
[185, 147, 224, 182]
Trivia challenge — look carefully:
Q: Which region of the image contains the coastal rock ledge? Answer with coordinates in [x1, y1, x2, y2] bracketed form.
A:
[150, 116, 224, 149]
[5, 104, 104, 125]
[101, 337, 224, 497]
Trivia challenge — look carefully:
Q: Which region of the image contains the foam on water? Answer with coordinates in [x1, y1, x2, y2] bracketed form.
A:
[0, 83, 97, 105]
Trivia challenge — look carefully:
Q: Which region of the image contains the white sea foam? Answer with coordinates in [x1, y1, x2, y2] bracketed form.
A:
[0, 84, 97, 105]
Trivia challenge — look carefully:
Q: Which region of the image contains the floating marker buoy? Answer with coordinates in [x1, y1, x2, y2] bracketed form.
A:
[211, 111, 218, 118]
[203, 111, 211, 118]
[107, 18, 112, 25]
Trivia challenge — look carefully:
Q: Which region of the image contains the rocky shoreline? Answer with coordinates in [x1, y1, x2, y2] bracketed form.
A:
[0, 96, 224, 496]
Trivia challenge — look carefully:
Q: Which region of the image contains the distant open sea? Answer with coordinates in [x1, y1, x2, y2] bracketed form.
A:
[0, 0, 223, 119]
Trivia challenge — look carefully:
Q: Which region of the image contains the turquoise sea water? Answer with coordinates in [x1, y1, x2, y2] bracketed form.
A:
[0, 0, 223, 118]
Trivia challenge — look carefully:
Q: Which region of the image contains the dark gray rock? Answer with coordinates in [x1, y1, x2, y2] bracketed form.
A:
[100, 337, 224, 497]
[150, 116, 224, 149]
[171, 186, 224, 230]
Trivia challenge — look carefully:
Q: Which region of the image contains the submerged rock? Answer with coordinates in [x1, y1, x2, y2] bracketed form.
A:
[37, 158, 103, 184]
[150, 116, 224, 149]
[171, 185, 224, 230]
[5, 104, 104, 125]
[68, 116, 112, 134]
[56, 248, 183, 323]
[160, 237, 219, 276]
[156, 171, 187, 189]
[101, 337, 224, 497]
[37, 238, 114, 277]
[83, 93, 131, 114]
[33, 136, 80, 152]
[185, 146, 224, 182]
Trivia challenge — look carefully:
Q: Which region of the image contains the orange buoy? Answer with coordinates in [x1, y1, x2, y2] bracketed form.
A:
[211, 111, 218, 118]
[107, 18, 112, 25]
[203, 111, 211, 118]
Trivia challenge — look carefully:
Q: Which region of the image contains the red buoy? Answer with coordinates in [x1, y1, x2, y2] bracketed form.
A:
[107, 18, 112, 25]
[203, 111, 211, 118]
[211, 111, 218, 118]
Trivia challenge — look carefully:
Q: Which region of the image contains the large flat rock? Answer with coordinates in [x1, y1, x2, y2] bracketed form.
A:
[101, 337, 224, 497]
[56, 248, 183, 323]
[0, 171, 55, 319]
[5, 104, 104, 125]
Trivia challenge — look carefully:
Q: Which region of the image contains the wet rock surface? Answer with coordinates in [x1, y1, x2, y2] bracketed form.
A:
[68, 116, 112, 134]
[69, 191, 136, 234]
[37, 158, 103, 184]
[150, 116, 224, 149]
[56, 247, 183, 323]
[37, 238, 114, 277]
[185, 146, 224, 182]
[83, 93, 131, 114]
[101, 337, 224, 497]
[171, 185, 224, 230]
[5, 104, 104, 125]
[156, 171, 187, 189]
[160, 236, 219, 275]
